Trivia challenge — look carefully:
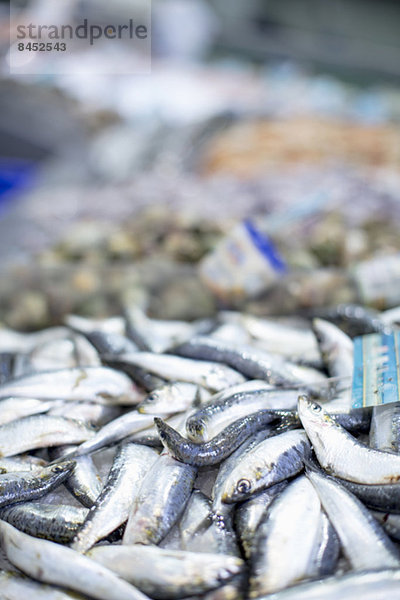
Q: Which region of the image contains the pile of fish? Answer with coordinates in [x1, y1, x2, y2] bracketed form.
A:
[0, 303, 400, 599]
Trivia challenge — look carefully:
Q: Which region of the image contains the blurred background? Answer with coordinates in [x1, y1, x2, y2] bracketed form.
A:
[1, 0, 400, 329]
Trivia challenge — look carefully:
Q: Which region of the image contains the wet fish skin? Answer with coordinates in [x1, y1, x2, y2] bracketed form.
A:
[336, 477, 400, 514]
[123, 452, 197, 545]
[373, 512, 400, 542]
[103, 357, 166, 393]
[88, 545, 244, 599]
[49, 445, 102, 508]
[298, 396, 400, 484]
[219, 429, 310, 504]
[370, 403, 400, 453]
[72, 443, 158, 553]
[171, 336, 326, 391]
[220, 312, 322, 367]
[0, 414, 95, 457]
[0, 570, 87, 600]
[28, 333, 101, 371]
[0, 502, 88, 543]
[0, 366, 142, 405]
[154, 410, 295, 467]
[66, 411, 155, 458]
[249, 475, 323, 596]
[212, 425, 294, 519]
[307, 468, 400, 570]
[138, 382, 210, 416]
[174, 489, 239, 557]
[48, 401, 122, 427]
[186, 388, 301, 443]
[312, 303, 388, 337]
[81, 330, 138, 356]
[0, 520, 151, 600]
[312, 318, 353, 382]
[0, 454, 47, 473]
[313, 512, 340, 577]
[0, 461, 76, 508]
[235, 482, 287, 560]
[0, 397, 60, 426]
[110, 352, 246, 392]
[255, 569, 400, 600]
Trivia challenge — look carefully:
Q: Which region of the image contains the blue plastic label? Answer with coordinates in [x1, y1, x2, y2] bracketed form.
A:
[352, 332, 400, 408]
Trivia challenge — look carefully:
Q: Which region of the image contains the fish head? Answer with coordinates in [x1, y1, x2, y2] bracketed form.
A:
[220, 471, 255, 504]
[298, 396, 335, 429]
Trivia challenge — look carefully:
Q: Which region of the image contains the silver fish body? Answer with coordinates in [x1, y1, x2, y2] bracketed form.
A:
[370, 403, 400, 453]
[0, 367, 141, 405]
[249, 475, 323, 596]
[70, 411, 155, 457]
[298, 396, 400, 484]
[0, 571, 87, 600]
[256, 569, 400, 600]
[0, 521, 151, 600]
[49, 445, 102, 508]
[88, 545, 244, 599]
[72, 443, 158, 553]
[172, 337, 326, 391]
[307, 468, 400, 570]
[186, 389, 301, 442]
[112, 352, 246, 392]
[0, 502, 88, 543]
[123, 452, 197, 545]
[219, 429, 310, 504]
[138, 382, 210, 416]
[0, 415, 95, 457]
[0, 461, 76, 508]
[235, 482, 287, 559]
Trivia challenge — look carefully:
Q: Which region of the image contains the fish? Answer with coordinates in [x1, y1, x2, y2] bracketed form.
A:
[298, 396, 400, 484]
[0, 570, 87, 599]
[0, 367, 142, 405]
[253, 569, 400, 600]
[220, 312, 322, 367]
[235, 482, 287, 559]
[0, 461, 76, 507]
[0, 520, 152, 600]
[171, 337, 327, 391]
[0, 502, 88, 543]
[48, 401, 122, 427]
[0, 415, 95, 457]
[28, 333, 101, 371]
[312, 318, 353, 393]
[154, 410, 296, 467]
[0, 397, 60, 426]
[71, 443, 158, 553]
[312, 303, 388, 337]
[370, 403, 400, 453]
[88, 545, 244, 599]
[123, 452, 197, 545]
[49, 445, 102, 508]
[219, 429, 310, 504]
[65, 411, 156, 458]
[0, 454, 47, 473]
[307, 468, 400, 570]
[107, 352, 246, 392]
[138, 382, 210, 416]
[185, 388, 302, 442]
[173, 489, 239, 557]
[249, 475, 323, 596]
[337, 478, 400, 513]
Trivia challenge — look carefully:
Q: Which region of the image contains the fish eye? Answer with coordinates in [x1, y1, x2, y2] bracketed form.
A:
[311, 403, 322, 413]
[52, 465, 63, 473]
[236, 478, 251, 495]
